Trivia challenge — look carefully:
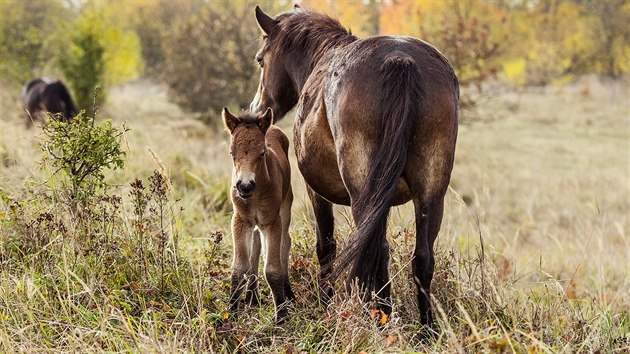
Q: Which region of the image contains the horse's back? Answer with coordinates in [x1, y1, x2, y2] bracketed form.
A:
[307, 34, 458, 205]
[332, 36, 458, 106]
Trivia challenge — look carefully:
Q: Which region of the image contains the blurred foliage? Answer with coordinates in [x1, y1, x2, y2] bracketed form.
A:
[58, 30, 106, 112]
[379, 0, 629, 86]
[69, 3, 143, 87]
[1, 0, 628, 123]
[159, 1, 284, 126]
[0, 0, 65, 90]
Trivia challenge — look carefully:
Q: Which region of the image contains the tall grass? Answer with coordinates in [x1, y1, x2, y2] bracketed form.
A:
[0, 78, 628, 352]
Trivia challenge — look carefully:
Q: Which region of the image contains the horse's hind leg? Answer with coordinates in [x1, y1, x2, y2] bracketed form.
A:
[280, 188, 295, 300]
[412, 197, 443, 328]
[229, 215, 255, 317]
[307, 186, 336, 303]
[245, 229, 262, 307]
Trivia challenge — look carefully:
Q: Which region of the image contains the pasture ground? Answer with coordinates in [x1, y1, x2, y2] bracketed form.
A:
[0, 77, 628, 352]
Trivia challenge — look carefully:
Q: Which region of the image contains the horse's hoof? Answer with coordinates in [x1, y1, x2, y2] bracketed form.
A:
[319, 285, 334, 305]
[285, 287, 296, 301]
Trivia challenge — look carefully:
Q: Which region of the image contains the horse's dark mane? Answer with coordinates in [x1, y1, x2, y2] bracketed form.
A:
[273, 10, 358, 71]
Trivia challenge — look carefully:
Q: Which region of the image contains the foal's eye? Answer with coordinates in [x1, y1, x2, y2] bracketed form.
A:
[255, 55, 264, 68]
[259, 150, 266, 158]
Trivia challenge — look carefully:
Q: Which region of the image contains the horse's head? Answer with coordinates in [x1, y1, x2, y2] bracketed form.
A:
[249, 6, 300, 120]
[223, 107, 274, 199]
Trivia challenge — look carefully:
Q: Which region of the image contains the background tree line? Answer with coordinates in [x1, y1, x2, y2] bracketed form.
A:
[0, 0, 627, 125]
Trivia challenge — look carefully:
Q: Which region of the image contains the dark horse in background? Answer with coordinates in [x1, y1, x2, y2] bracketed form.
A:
[250, 6, 459, 331]
[21, 78, 77, 128]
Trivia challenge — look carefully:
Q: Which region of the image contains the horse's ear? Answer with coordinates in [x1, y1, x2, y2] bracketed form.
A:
[259, 107, 273, 133]
[222, 107, 239, 133]
[255, 6, 278, 35]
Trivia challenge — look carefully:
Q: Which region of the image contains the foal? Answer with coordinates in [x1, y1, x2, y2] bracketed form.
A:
[223, 107, 294, 322]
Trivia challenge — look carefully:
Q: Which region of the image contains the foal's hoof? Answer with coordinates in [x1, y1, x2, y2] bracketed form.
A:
[275, 309, 289, 325]
[245, 291, 261, 307]
[414, 325, 437, 343]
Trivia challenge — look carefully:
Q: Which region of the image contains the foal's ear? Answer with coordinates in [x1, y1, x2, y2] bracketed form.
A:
[258, 107, 273, 133]
[255, 6, 278, 35]
[222, 107, 239, 133]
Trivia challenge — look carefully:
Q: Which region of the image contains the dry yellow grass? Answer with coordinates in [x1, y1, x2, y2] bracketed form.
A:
[0, 76, 628, 352]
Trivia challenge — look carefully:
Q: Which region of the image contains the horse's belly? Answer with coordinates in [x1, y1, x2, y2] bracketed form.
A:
[295, 109, 350, 206]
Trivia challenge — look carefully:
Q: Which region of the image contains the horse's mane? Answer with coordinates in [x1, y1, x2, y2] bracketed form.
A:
[235, 111, 261, 125]
[273, 9, 357, 70]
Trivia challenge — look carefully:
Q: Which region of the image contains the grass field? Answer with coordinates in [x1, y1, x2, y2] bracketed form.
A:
[0, 76, 628, 352]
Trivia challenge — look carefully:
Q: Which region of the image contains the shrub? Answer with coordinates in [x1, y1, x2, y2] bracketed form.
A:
[40, 111, 127, 210]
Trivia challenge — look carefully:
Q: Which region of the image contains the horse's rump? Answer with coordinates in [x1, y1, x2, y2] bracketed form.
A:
[21, 78, 77, 127]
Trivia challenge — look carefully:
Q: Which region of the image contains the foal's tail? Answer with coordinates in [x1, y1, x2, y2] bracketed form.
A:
[336, 55, 423, 294]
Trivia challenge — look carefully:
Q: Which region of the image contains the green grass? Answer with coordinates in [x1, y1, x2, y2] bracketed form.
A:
[0, 77, 628, 352]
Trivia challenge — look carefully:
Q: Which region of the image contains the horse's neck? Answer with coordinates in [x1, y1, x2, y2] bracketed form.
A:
[291, 35, 356, 93]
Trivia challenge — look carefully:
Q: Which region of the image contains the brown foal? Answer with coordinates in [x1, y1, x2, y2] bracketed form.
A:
[223, 107, 294, 322]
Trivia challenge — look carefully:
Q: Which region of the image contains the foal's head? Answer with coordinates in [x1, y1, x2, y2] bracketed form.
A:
[223, 107, 274, 199]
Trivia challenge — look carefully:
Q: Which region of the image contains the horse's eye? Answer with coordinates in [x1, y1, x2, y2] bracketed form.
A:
[259, 150, 266, 157]
[255, 55, 264, 68]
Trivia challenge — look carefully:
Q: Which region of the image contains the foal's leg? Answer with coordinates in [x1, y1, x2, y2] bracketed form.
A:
[412, 197, 443, 328]
[280, 189, 295, 300]
[245, 229, 262, 306]
[261, 219, 290, 322]
[306, 186, 336, 303]
[229, 214, 255, 316]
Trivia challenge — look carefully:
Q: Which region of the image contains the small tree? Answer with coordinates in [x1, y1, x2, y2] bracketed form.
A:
[40, 111, 127, 210]
[58, 30, 106, 114]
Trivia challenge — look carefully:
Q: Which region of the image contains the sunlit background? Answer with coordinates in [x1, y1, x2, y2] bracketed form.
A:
[0, 1, 628, 352]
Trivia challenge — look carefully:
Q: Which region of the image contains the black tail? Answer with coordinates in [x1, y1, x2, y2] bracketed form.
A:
[336, 55, 423, 294]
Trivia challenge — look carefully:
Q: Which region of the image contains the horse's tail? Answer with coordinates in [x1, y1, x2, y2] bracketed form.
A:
[337, 54, 423, 295]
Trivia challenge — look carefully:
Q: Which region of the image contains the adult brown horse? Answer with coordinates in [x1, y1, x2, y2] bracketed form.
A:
[223, 107, 295, 322]
[250, 6, 459, 330]
[22, 78, 77, 128]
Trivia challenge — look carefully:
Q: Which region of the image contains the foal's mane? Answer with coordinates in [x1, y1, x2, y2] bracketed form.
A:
[273, 9, 357, 70]
[235, 111, 261, 125]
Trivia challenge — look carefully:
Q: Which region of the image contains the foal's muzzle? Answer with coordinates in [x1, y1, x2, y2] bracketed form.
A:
[236, 180, 256, 198]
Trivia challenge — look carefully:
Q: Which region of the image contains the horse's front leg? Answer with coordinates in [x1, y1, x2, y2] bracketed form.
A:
[228, 214, 255, 317]
[261, 219, 291, 322]
[306, 186, 336, 304]
[245, 229, 262, 307]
